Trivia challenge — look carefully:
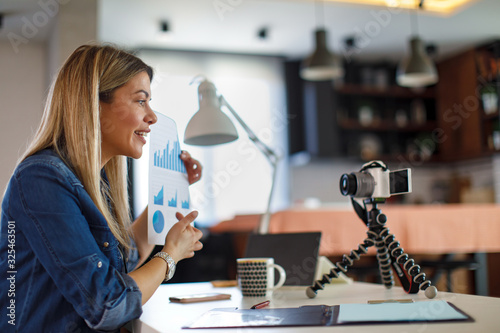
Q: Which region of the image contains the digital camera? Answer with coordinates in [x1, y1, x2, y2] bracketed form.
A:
[340, 161, 411, 199]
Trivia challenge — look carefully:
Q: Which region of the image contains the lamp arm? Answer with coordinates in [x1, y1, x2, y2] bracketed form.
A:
[258, 160, 279, 234]
[219, 95, 280, 234]
[219, 96, 279, 167]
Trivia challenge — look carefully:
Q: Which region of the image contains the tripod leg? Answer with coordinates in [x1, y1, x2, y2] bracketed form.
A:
[373, 230, 394, 289]
[382, 228, 438, 299]
[306, 237, 375, 298]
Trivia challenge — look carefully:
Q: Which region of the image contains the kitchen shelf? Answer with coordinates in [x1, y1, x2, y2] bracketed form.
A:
[337, 84, 436, 99]
[338, 118, 438, 132]
[333, 61, 438, 162]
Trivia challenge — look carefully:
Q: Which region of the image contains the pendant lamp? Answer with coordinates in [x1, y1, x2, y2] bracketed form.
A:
[300, 1, 344, 81]
[396, 2, 438, 87]
[396, 36, 438, 87]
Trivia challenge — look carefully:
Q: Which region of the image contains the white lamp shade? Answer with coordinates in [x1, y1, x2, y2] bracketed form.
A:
[300, 29, 344, 81]
[397, 37, 438, 87]
[184, 80, 238, 146]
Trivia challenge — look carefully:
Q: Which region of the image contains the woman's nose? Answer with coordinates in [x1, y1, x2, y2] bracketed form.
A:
[145, 105, 157, 124]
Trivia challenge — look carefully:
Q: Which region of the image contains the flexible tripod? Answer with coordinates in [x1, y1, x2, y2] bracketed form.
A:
[306, 197, 438, 299]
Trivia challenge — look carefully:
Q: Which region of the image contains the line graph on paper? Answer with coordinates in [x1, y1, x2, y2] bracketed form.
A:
[148, 113, 191, 245]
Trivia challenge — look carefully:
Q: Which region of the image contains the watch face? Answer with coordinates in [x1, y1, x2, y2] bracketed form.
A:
[166, 254, 176, 280]
[155, 252, 176, 281]
[168, 266, 175, 279]
[167, 262, 176, 279]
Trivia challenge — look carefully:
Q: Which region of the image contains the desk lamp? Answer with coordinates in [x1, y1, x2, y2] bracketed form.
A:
[184, 78, 280, 234]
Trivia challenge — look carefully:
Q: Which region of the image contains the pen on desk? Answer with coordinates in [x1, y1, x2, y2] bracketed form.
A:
[251, 300, 270, 309]
[368, 299, 414, 304]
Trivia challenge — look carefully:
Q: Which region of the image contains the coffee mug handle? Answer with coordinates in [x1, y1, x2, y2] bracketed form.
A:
[270, 264, 287, 290]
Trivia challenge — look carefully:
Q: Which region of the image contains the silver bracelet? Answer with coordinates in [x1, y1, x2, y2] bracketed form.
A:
[153, 251, 176, 282]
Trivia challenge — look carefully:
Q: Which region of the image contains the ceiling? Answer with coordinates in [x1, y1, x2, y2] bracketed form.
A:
[1, 0, 499, 63]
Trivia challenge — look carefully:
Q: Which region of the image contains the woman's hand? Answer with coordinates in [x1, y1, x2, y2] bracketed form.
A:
[163, 211, 203, 263]
[128, 211, 202, 305]
[181, 151, 202, 185]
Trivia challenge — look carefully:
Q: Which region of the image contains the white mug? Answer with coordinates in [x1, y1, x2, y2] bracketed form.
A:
[236, 258, 287, 297]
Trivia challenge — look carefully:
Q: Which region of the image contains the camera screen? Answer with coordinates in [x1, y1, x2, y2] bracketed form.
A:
[389, 169, 411, 194]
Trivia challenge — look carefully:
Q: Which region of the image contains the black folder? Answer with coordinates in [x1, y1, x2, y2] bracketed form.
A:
[183, 301, 473, 329]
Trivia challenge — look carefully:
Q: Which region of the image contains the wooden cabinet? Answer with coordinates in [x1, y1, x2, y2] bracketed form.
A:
[436, 41, 499, 161]
[437, 49, 483, 161]
[476, 42, 500, 153]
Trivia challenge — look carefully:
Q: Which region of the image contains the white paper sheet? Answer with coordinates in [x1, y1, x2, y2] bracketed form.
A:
[338, 300, 468, 323]
[148, 113, 190, 245]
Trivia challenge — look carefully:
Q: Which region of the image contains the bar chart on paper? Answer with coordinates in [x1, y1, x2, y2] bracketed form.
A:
[148, 113, 191, 245]
[153, 139, 187, 173]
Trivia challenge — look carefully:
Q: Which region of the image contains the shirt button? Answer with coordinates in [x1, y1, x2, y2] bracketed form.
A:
[97, 261, 103, 268]
[103, 242, 109, 248]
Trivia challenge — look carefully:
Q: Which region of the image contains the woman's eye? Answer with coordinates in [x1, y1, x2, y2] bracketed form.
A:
[138, 100, 146, 106]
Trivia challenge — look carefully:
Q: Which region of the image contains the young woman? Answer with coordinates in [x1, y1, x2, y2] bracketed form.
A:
[0, 44, 203, 332]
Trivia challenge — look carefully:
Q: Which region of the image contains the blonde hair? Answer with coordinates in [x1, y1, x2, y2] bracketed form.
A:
[21, 44, 153, 249]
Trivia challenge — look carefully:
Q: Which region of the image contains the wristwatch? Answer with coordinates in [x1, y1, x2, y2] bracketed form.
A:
[153, 252, 176, 281]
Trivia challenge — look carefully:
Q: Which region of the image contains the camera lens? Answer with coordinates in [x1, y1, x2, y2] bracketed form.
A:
[339, 172, 375, 197]
[340, 173, 357, 196]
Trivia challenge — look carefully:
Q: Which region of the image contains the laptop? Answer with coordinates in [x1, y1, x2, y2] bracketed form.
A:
[244, 232, 322, 286]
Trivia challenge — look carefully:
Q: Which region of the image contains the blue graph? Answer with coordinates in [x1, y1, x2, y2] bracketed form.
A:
[152, 210, 164, 233]
[153, 139, 186, 173]
[168, 191, 177, 208]
[154, 186, 164, 205]
[181, 197, 190, 209]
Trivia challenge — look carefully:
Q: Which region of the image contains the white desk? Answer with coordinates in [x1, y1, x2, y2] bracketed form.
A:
[134, 281, 500, 332]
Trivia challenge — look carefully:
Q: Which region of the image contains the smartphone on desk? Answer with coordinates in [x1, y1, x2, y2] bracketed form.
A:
[169, 293, 232, 303]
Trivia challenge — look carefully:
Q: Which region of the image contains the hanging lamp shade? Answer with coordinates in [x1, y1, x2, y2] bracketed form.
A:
[396, 36, 438, 87]
[184, 80, 238, 146]
[300, 29, 344, 81]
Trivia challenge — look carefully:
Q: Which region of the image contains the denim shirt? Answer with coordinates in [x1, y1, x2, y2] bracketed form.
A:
[0, 149, 142, 332]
